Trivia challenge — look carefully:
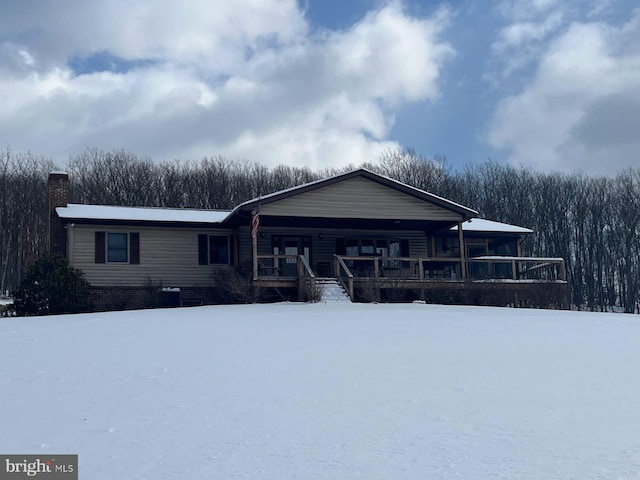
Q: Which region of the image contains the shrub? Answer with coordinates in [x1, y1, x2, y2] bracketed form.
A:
[212, 268, 260, 304]
[14, 255, 90, 316]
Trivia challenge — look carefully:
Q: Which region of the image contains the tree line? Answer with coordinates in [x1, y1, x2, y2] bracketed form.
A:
[1, 146, 638, 313]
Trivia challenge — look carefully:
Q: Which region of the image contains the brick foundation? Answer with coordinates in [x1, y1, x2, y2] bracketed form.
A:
[89, 286, 219, 312]
[354, 280, 570, 309]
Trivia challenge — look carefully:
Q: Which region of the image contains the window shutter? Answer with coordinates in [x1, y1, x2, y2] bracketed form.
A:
[95, 231, 106, 263]
[400, 239, 410, 268]
[229, 235, 235, 265]
[335, 238, 346, 255]
[198, 234, 208, 265]
[130, 233, 140, 264]
[400, 239, 410, 257]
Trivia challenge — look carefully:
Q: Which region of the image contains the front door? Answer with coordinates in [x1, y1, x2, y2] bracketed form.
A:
[274, 236, 311, 277]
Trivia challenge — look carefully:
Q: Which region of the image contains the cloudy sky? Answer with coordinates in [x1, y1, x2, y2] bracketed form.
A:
[0, 0, 638, 174]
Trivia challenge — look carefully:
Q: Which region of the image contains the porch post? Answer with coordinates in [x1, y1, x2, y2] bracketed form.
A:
[252, 210, 258, 281]
[559, 260, 567, 281]
[458, 220, 467, 279]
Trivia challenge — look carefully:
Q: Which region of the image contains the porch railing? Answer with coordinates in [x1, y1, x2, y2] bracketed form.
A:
[297, 254, 316, 294]
[256, 254, 301, 278]
[336, 256, 566, 282]
[255, 254, 566, 283]
[334, 255, 354, 299]
[467, 256, 566, 282]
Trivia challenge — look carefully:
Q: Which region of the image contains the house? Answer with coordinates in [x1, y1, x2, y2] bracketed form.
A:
[47, 169, 569, 310]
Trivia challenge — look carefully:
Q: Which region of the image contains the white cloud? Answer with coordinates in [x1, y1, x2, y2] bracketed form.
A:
[488, 10, 640, 173]
[495, 0, 558, 22]
[0, 1, 452, 170]
[493, 12, 563, 51]
[489, 11, 564, 78]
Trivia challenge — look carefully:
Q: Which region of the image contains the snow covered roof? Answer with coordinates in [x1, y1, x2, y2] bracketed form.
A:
[450, 219, 533, 234]
[56, 204, 231, 224]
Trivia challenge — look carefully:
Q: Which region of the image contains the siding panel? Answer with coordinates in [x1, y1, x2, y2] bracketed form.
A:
[261, 177, 462, 221]
[71, 225, 232, 287]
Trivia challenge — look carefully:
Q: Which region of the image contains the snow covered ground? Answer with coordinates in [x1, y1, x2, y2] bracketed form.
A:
[1, 303, 639, 479]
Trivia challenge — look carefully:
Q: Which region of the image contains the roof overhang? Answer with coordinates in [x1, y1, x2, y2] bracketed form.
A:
[450, 219, 533, 235]
[56, 204, 231, 228]
[227, 213, 459, 232]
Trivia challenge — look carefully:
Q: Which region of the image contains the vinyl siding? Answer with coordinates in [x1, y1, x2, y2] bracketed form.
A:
[261, 177, 462, 221]
[70, 224, 232, 287]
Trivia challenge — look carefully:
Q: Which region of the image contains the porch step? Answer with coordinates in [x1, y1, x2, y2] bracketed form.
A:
[316, 278, 351, 303]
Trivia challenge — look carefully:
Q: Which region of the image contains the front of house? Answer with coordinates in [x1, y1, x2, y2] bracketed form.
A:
[48, 169, 569, 310]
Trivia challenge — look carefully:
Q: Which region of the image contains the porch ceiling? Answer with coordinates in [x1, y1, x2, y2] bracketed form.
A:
[253, 215, 457, 233]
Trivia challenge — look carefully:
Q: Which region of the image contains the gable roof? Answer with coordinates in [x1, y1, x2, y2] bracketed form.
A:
[229, 168, 478, 219]
[56, 169, 482, 226]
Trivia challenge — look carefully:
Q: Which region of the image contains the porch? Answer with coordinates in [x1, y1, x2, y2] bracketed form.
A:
[253, 254, 570, 308]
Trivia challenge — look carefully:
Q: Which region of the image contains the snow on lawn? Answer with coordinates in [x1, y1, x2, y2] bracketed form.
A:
[1, 303, 640, 479]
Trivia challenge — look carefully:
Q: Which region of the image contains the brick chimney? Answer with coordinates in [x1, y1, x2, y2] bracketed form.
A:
[48, 171, 69, 257]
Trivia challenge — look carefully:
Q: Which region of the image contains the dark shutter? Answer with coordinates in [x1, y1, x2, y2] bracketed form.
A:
[130, 233, 140, 264]
[400, 239, 410, 268]
[198, 234, 208, 265]
[335, 238, 346, 255]
[229, 235, 235, 265]
[400, 239, 410, 257]
[95, 231, 105, 263]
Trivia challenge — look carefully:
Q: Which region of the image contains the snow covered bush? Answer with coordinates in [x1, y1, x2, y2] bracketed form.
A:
[14, 254, 90, 316]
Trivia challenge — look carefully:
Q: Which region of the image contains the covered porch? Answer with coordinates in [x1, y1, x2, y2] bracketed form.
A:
[250, 238, 569, 308]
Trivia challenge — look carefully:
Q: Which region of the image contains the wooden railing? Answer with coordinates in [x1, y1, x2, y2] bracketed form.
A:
[256, 254, 301, 278]
[256, 254, 566, 284]
[336, 256, 566, 282]
[467, 256, 566, 281]
[297, 254, 316, 293]
[334, 255, 354, 300]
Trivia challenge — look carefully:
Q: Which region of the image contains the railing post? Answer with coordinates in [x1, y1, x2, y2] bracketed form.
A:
[512, 259, 517, 280]
[418, 258, 424, 280]
[559, 260, 566, 281]
[458, 221, 467, 279]
[252, 231, 258, 281]
[374, 257, 379, 279]
[348, 277, 354, 300]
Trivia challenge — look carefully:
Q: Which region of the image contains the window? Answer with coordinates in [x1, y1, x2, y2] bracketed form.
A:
[94, 231, 140, 264]
[209, 235, 229, 264]
[107, 233, 128, 262]
[198, 234, 231, 265]
[361, 239, 374, 255]
[346, 239, 359, 257]
[341, 238, 408, 257]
